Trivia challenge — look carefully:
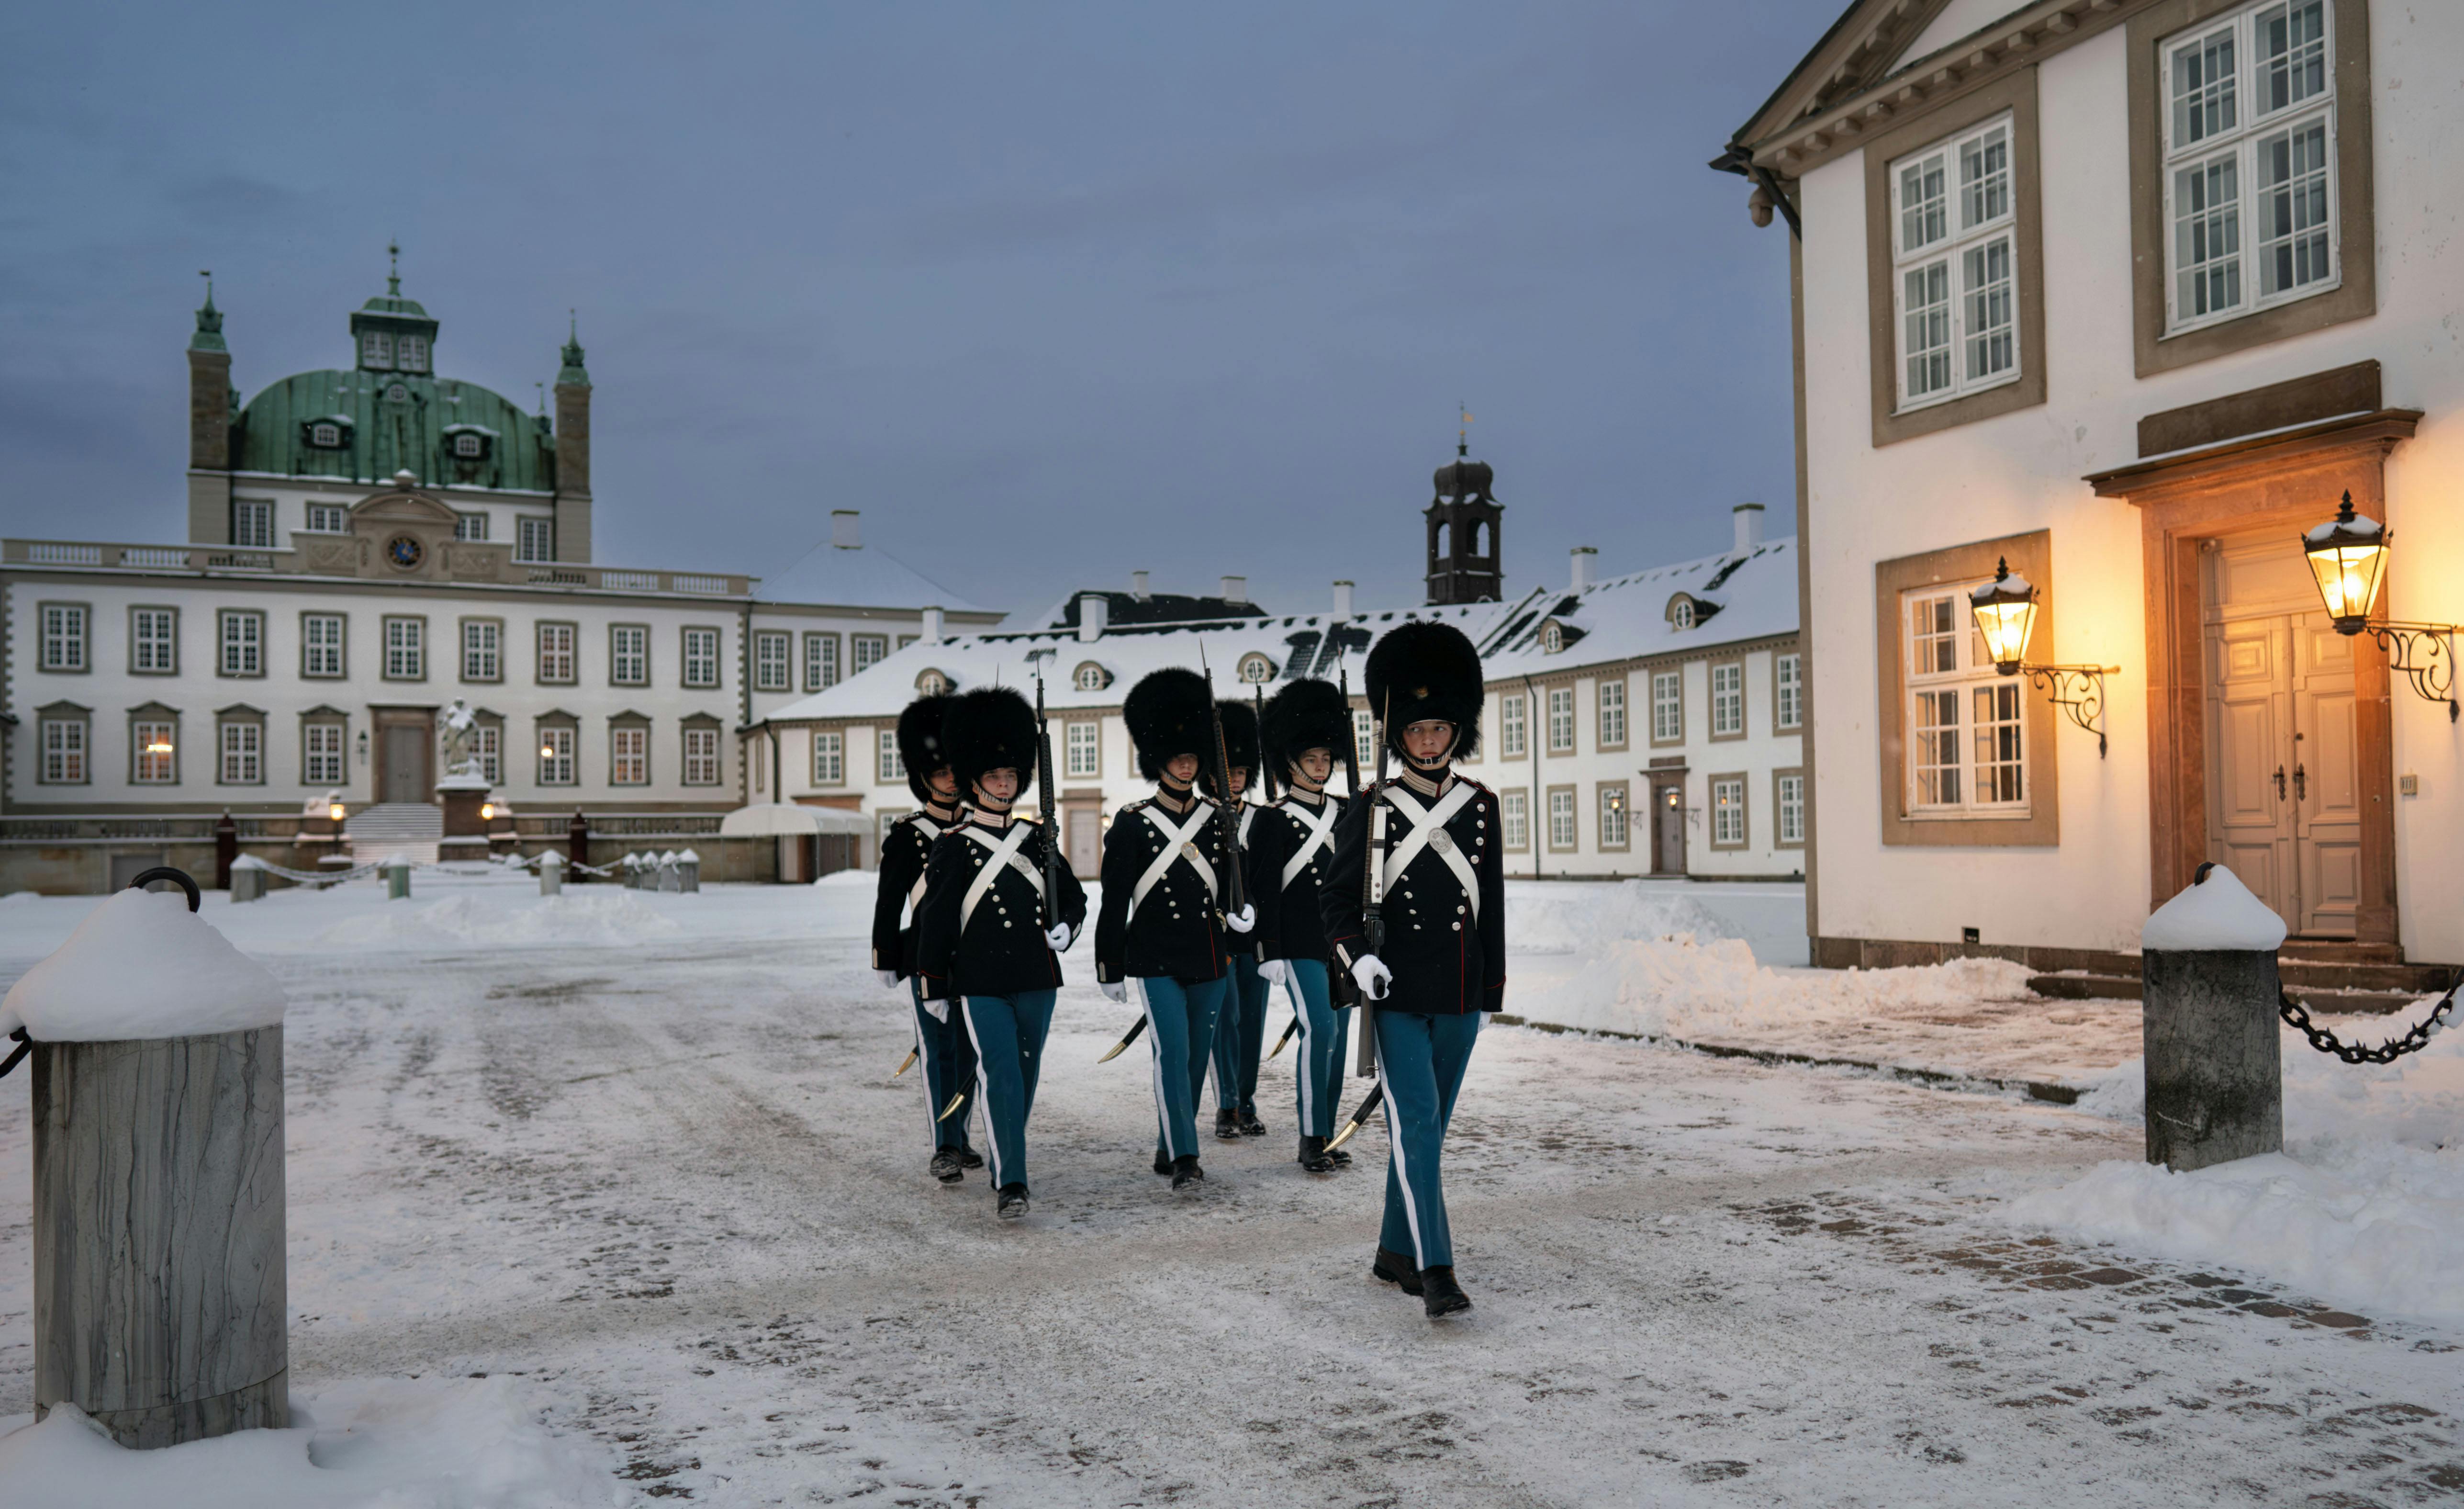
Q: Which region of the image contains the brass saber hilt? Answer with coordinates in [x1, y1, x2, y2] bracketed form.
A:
[937, 1090, 968, 1122]
[1097, 1013, 1147, 1063]
[1324, 1081, 1384, 1152]
[1268, 1015, 1301, 1059]
[892, 1047, 918, 1079]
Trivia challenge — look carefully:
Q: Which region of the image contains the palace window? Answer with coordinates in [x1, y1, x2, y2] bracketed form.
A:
[306, 503, 349, 532]
[1672, 599, 1695, 631]
[473, 721, 500, 784]
[806, 633, 840, 690]
[1598, 783, 1629, 848]
[455, 512, 488, 541]
[683, 725, 720, 786]
[538, 727, 576, 786]
[453, 432, 483, 459]
[134, 719, 179, 785]
[220, 610, 264, 677]
[303, 722, 345, 786]
[302, 613, 344, 678]
[1776, 653, 1803, 731]
[611, 725, 648, 786]
[1711, 663, 1745, 738]
[915, 668, 950, 697]
[1547, 788, 1577, 851]
[39, 713, 88, 784]
[40, 603, 87, 672]
[1890, 114, 2020, 410]
[1353, 710, 1375, 773]
[878, 728, 905, 783]
[1712, 777, 1747, 847]
[682, 627, 720, 688]
[1500, 693, 1527, 759]
[461, 620, 501, 683]
[361, 331, 393, 369]
[852, 634, 888, 675]
[382, 617, 424, 680]
[2161, 0, 2338, 333]
[1501, 788, 1530, 851]
[610, 625, 648, 687]
[813, 731, 844, 785]
[220, 719, 262, 786]
[754, 632, 791, 692]
[1904, 586, 2027, 815]
[1074, 661, 1111, 691]
[1777, 771, 1806, 846]
[1066, 721, 1100, 777]
[517, 517, 554, 563]
[1652, 670, 1682, 743]
[1237, 653, 1276, 685]
[397, 334, 428, 372]
[1598, 679, 1627, 748]
[1546, 687, 1574, 753]
[537, 622, 575, 684]
[309, 422, 344, 450]
[232, 499, 274, 549]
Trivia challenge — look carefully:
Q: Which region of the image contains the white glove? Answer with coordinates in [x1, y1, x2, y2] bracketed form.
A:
[875, 969, 900, 991]
[1045, 922, 1074, 952]
[921, 996, 949, 1024]
[1351, 954, 1392, 1001]
[1100, 980, 1128, 1003]
[1224, 903, 1256, 935]
[1258, 958, 1289, 986]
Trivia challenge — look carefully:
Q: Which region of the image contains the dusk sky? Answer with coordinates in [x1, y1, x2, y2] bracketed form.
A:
[0, 1, 1837, 619]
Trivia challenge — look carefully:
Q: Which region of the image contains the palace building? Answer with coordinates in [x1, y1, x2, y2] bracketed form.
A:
[1, 264, 995, 891]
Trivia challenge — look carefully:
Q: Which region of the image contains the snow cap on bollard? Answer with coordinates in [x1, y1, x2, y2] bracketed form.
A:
[2143, 862, 2288, 952]
[677, 848, 700, 865]
[0, 888, 283, 1042]
[537, 849, 564, 869]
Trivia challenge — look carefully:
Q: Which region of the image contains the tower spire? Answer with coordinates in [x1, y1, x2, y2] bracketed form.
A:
[386, 240, 401, 296]
[1457, 402, 1471, 458]
[190, 269, 227, 352]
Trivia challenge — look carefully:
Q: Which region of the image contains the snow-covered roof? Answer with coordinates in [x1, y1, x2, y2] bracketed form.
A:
[753, 540, 988, 614]
[753, 593, 1541, 724]
[1484, 537, 1799, 680]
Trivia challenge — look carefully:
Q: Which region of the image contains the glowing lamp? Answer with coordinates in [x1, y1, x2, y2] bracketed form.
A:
[144, 739, 175, 755]
[2302, 491, 2390, 634]
[328, 802, 346, 822]
[481, 802, 496, 821]
[1968, 558, 2039, 676]
[540, 743, 557, 759]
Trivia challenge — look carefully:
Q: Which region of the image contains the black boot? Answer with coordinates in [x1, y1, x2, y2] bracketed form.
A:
[1296, 1135, 1335, 1173]
[1418, 1266, 1471, 1318]
[1213, 1108, 1244, 1139]
[958, 1148, 985, 1170]
[1371, 1247, 1423, 1295]
[930, 1147, 964, 1183]
[1238, 1107, 1267, 1137]
[996, 1183, 1030, 1221]
[1171, 1154, 1205, 1191]
[1153, 1149, 1173, 1175]
[1327, 1143, 1353, 1167]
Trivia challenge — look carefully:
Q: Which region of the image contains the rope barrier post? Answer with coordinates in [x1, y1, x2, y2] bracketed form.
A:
[538, 850, 564, 897]
[567, 811, 590, 883]
[228, 855, 267, 904]
[2139, 863, 2285, 1172]
[384, 856, 412, 902]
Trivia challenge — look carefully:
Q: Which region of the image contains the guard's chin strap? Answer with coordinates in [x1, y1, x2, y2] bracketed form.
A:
[970, 784, 1016, 820]
[1286, 768, 1325, 796]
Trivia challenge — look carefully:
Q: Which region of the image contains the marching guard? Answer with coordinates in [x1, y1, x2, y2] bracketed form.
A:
[912, 687, 1087, 1221]
[1322, 622, 1503, 1318]
[871, 693, 982, 1184]
[1094, 668, 1255, 1191]
[1250, 678, 1356, 1173]
[1203, 697, 1269, 1141]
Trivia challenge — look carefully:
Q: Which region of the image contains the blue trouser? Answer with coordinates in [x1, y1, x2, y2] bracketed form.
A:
[1140, 974, 1229, 1160]
[958, 991, 1056, 1192]
[912, 980, 978, 1154]
[1284, 960, 1351, 1139]
[1211, 953, 1268, 1114]
[1373, 1010, 1483, 1269]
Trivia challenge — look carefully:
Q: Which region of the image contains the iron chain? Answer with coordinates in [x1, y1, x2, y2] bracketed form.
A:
[2278, 984, 2456, 1065]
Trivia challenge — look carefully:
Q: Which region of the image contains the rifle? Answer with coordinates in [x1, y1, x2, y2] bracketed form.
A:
[1198, 649, 1247, 922]
[1035, 670, 1064, 936]
[1331, 687, 1392, 1151]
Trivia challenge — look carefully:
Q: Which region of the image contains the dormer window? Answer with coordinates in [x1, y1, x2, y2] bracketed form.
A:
[1074, 661, 1113, 692]
[397, 334, 429, 372]
[361, 331, 393, 369]
[1665, 592, 1721, 631]
[454, 433, 482, 459]
[1237, 653, 1276, 684]
[312, 422, 341, 448]
[1673, 601, 1694, 631]
[1544, 622, 1564, 653]
[916, 668, 952, 696]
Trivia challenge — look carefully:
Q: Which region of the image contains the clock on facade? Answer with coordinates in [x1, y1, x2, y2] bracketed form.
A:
[386, 535, 425, 569]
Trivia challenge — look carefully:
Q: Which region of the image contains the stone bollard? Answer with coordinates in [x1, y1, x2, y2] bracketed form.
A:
[2139, 863, 2287, 1172]
[385, 856, 411, 900]
[538, 849, 564, 896]
[228, 854, 267, 904]
[4, 867, 290, 1449]
[676, 847, 701, 893]
[621, 853, 641, 890]
[657, 850, 681, 893]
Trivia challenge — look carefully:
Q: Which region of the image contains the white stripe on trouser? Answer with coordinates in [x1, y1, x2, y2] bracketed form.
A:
[958, 999, 1003, 1189]
[1373, 1026, 1425, 1266]
[914, 1007, 937, 1144]
[1139, 978, 1179, 1159]
[1286, 970, 1315, 1132]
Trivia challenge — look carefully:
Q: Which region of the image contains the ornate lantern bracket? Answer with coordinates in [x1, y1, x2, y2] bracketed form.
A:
[2302, 492, 2459, 722]
[1971, 558, 2119, 758]
[2025, 664, 2119, 757]
[2358, 622, 2459, 721]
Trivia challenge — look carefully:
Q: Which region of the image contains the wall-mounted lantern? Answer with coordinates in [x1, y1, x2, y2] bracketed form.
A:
[1969, 559, 2121, 757]
[356, 729, 370, 766]
[2303, 491, 2456, 721]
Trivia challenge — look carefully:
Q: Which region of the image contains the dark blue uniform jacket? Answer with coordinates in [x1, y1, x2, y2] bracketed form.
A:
[913, 818, 1088, 1002]
[1319, 776, 1506, 1015]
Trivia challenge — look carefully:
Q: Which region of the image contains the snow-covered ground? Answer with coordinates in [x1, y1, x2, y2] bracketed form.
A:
[0, 875, 2457, 1506]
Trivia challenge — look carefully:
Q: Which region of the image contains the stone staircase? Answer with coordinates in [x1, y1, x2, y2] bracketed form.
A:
[344, 802, 443, 867]
[2027, 941, 2458, 1015]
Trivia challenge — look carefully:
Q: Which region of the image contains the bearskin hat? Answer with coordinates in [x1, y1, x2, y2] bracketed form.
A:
[941, 686, 1040, 798]
[895, 694, 952, 805]
[1261, 678, 1355, 778]
[1364, 619, 1484, 763]
[1122, 667, 1213, 782]
[1198, 698, 1260, 800]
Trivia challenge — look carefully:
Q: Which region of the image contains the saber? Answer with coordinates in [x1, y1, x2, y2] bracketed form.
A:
[1324, 1081, 1383, 1152]
[937, 1090, 968, 1122]
[1268, 1014, 1300, 1059]
[1097, 1013, 1147, 1063]
[892, 1047, 918, 1079]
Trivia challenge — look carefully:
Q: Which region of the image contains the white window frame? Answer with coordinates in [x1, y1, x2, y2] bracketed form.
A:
[220, 609, 264, 677]
[813, 730, 845, 785]
[516, 517, 554, 563]
[305, 503, 349, 533]
[1353, 710, 1376, 773]
[878, 728, 905, 783]
[754, 631, 791, 692]
[454, 510, 488, 540]
[537, 622, 576, 685]
[382, 616, 424, 681]
[232, 498, 274, 549]
[682, 627, 721, 689]
[40, 716, 88, 784]
[1776, 653, 1803, 731]
[1711, 663, 1745, 738]
[1889, 113, 2021, 412]
[1712, 777, 1747, 847]
[852, 634, 888, 675]
[1501, 788, 1530, 852]
[1500, 694, 1527, 759]
[1598, 783, 1629, 848]
[1598, 679, 1627, 748]
[131, 607, 178, 675]
[1066, 721, 1100, 778]
[310, 423, 342, 450]
[361, 330, 393, 368]
[398, 334, 428, 372]
[474, 722, 500, 784]
[1546, 687, 1575, 754]
[1778, 773, 1807, 845]
[39, 603, 87, 672]
[610, 724, 649, 786]
[610, 625, 649, 687]
[461, 619, 500, 682]
[538, 726, 576, 786]
[683, 726, 720, 786]
[2159, 0, 2338, 336]
[220, 720, 262, 786]
[1904, 585, 2030, 817]
[806, 633, 840, 691]
[452, 433, 482, 460]
[303, 721, 346, 786]
[302, 613, 344, 679]
[134, 718, 179, 785]
[1546, 788, 1577, 851]
[1651, 669, 1683, 743]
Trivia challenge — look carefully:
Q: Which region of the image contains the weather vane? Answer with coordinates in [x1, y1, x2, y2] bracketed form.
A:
[1458, 402, 1472, 457]
[386, 240, 401, 296]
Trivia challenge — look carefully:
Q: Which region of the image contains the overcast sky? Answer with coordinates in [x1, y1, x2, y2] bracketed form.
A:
[0, 0, 1836, 619]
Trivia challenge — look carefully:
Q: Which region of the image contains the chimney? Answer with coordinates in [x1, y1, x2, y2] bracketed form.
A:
[922, 606, 944, 643]
[1130, 570, 1150, 600]
[1332, 580, 1354, 619]
[831, 509, 861, 549]
[1570, 547, 1598, 593]
[1077, 592, 1109, 643]
[1734, 502, 1766, 553]
[1220, 575, 1246, 604]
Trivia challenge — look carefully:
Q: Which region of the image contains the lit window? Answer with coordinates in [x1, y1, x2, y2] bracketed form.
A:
[1905, 587, 2027, 815]
[538, 727, 575, 785]
[134, 720, 178, 784]
[40, 717, 88, 784]
[1599, 785, 1628, 847]
[1712, 664, 1744, 737]
[1891, 114, 2019, 409]
[1066, 721, 1099, 777]
[1713, 778, 1747, 846]
[611, 725, 648, 785]
[303, 723, 345, 786]
[40, 604, 87, 672]
[813, 730, 844, 784]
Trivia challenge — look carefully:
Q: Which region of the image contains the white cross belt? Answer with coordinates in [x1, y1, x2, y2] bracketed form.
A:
[1129, 802, 1217, 921]
[1379, 783, 1480, 923]
[959, 822, 1043, 930]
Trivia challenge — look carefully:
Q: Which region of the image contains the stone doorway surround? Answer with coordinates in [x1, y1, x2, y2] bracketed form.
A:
[369, 705, 437, 808]
[2088, 407, 2421, 946]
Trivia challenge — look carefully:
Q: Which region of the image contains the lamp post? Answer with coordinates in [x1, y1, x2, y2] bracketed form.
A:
[2302, 491, 2457, 721]
[1969, 559, 2121, 757]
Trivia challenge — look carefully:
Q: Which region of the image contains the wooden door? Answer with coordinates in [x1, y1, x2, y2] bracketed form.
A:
[382, 724, 428, 803]
[2290, 616, 2361, 935]
[1067, 808, 1101, 879]
[2206, 618, 2294, 919]
[1652, 781, 1686, 875]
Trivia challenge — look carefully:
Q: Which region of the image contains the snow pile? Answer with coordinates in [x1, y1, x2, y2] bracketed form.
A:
[316, 891, 683, 950]
[0, 1376, 625, 1509]
[2141, 865, 2287, 952]
[0, 888, 284, 1041]
[812, 868, 876, 889]
[1507, 879, 1737, 955]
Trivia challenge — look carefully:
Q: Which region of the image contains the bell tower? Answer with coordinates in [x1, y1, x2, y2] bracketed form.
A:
[1423, 439, 1503, 606]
